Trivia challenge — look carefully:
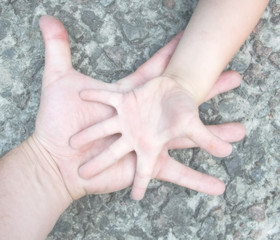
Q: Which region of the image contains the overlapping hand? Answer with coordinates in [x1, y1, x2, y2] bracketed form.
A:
[35, 16, 245, 201]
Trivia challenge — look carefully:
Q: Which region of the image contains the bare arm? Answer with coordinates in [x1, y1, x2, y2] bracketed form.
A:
[163, 0, 269, 103]
[0, 137, 71, 239]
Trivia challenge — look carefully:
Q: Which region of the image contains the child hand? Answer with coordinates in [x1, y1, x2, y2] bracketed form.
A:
[71, 76, 233, 200]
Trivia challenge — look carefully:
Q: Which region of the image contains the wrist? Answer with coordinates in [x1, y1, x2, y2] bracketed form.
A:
[161, 72, 204, 105]
[21, 135, 73, 208]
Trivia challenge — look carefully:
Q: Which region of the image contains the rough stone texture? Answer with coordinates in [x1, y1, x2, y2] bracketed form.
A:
[0, 0, 280, 239]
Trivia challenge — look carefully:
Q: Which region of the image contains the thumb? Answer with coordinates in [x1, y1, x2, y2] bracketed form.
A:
[39, 15, 72, 86]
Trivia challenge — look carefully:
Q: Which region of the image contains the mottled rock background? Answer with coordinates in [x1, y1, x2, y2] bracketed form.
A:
[0, 0, 279, 239]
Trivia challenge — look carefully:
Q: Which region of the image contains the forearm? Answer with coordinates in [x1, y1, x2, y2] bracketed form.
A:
[0, 136, 72, 240]
[163, 0, 268, 104]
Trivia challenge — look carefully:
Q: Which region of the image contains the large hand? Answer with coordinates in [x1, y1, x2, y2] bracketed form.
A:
[35, 16, 244, 201]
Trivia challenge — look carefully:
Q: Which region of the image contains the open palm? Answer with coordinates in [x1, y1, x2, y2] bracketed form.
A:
[35, 16, 244, 201]
[72, 73, 235, 200]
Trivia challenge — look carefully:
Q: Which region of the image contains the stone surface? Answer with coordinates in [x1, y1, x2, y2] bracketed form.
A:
[163, 0, 175, 10]
[81, 10, 103, 32]
[0, 19, 10, 40]
[269, 51, 280, 68]
[100, 0, 115, 7]
[0, 0, 280, 239]
[248, 203, 266, 222]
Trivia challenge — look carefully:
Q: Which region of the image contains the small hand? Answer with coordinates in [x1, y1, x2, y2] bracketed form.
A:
[72, 75, 237, 200]
[82, 71, 244, 197]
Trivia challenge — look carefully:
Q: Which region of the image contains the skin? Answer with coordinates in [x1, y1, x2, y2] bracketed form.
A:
[73, 0, 268, 200]
[0, 16, 246, 239]
[73, 76, 234, 201]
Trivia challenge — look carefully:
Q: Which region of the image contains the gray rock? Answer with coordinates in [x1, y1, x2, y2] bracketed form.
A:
[162, 195, 194, 226]
[225, 177, 249, 205]
[253, 40, 272, 61]
[121, 23, 148, 44]
[251, 18, 267, 35]
[197, 217, 217, 239]
[163, 0, 175, 10]
[104, 46, 127, 67]
[0, 19, 10, 40]
[51, 220, 72, 233]
[81, 10, 103, 32]
[243, 63, 271, 85]
[269, 51, 280, 68]
[218, 98, 234, 112]
[249, 167, 266, 182]
[68, 24, 85, 42]
[224, 156, 242, 177]
[128, 226, 151, 239]
[94, 53, 116, 77]
[2, 48, 16, 59]
[233, 231, 242, 240]
[100, 0, 115, 7]
[270, 15, 280, 24]
[270, 0, 280, 16]
[248, 203, 266, 222]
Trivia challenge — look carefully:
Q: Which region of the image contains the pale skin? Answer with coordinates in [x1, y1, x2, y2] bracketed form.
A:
[0, 16, 246, 239]
[72, 0, 269, 200]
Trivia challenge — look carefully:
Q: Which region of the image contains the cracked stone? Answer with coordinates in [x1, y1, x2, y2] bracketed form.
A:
[270, 14, 280, 24]
[51, 220, 72, 234]
[2, 48, 16, 59]
[151, 215, 169, 238]
[104, 46, 127, 67]
[225, 177, 249, 205]
[233, 231, 242, 240]
[162, 197, 193, 226]
[197, 217, 217, 239]
[253, 40, 272, 60]
[249, 167, 266, 182]
[68, 24, 85, 42]
[269, 52, 280, 68]
[210, 206, 224, 221]
[199, 102, 212, 113]
[129, 226, 150, 239]
[249, 230, 263, 239]
[81, 10, 103, 32]
[100, 0, 115, 7]
[270, 1, 280, 16]
[248, 203, 266, 222]
[218, 98, 234, 112]
[224, 156, 242, 177]
[0, 19, 10, 40]
[121, 23, 148, 43]
[243, 63, 270, 84]
[163, 0, 175, 9]
[252, 19, 267, 35]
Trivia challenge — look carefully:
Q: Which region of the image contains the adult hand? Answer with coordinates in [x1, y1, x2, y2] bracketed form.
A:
[35, 15, 244, 202]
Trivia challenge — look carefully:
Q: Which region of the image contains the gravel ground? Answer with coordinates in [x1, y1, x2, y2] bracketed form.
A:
[0, 0, 280, 239]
